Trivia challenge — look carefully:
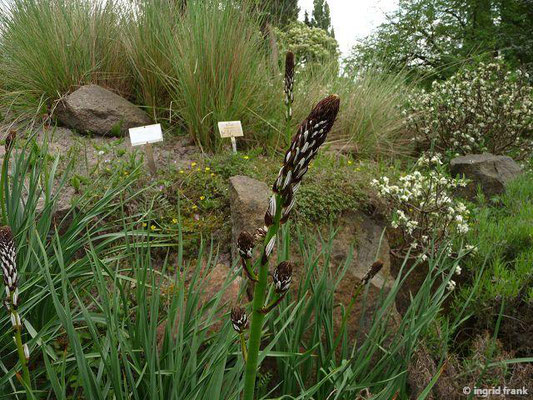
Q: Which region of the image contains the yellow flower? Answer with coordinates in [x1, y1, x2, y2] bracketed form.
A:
[150, 225, 156, 231]
[205, 167, 210, 171]
[200, 195, 205, 200]
[355, 167, 361, 171]
[347, 160, 353, 165]
[142, 223, 147, 228]
[243, 155, 249, 160]
[179, 170, 184, 174]
[172, 218, 178, 224]
[196, 168, 201, 172]
[191, 162, 197, 167]
[192, 205, 198, 210]
[210, 173, 215, 177]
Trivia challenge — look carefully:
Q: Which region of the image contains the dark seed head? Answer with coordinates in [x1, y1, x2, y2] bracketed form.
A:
[237, 231, 255, 259]
[361, 260, 384, 286]
[285, 52, 295, 81]
[230, 306, 248, 333]
[273, 261, 294, 294]
[5, 130, 16, 152]
[0, 226, 14, 245]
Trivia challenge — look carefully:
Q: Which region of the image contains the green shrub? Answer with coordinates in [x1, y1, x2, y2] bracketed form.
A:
[275, 21, 339, 65]
[406, 58, 533, 159]
[372, 153, 471, 258]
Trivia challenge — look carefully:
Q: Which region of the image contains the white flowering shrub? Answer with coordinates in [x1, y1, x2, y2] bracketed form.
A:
[275, 22, 339, 66]
[405, 59, 533, 159]
[372, 154, 470, 258]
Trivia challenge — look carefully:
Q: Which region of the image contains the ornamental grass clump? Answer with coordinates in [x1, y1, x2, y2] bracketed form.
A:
[405, 58, 533, 159]
[0, 226, 31, 392]
[232, 94, 340, 400]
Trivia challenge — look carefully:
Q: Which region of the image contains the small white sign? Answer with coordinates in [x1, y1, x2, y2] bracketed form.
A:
[218, 121, 243, 138]
[129, 124, 163, 147]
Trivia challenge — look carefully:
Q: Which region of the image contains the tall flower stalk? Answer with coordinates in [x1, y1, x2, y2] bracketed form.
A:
[0, 226, 32, 393]
[283, 51, 295, 145]
[234, 95, 340, 400]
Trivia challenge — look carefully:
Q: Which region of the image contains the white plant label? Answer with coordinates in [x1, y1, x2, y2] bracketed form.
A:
[218, 121, 243, 138]
[129, 124, 163, 147]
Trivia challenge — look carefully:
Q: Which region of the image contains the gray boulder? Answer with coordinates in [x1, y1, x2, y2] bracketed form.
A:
[450, 153, 522, 199]
[229, 176, 271, 263]
[56, 85, 151, 136]
[327, 210, 398, 336]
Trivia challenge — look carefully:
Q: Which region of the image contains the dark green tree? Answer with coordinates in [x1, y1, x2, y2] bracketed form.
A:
[346, 0, 533, 79]
[310, 0, 333, 35]
[262, 0, 299, 26]
[304, 10, 311, 26]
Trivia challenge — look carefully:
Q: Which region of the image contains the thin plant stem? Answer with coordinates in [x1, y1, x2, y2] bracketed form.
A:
[285, 102, 292, 146]
[243, 194, 282, 400]
[13, 319, 31, 389]
[9, 290, 32, 396]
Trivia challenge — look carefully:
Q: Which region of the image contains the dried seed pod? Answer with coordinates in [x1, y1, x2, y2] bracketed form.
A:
[273, 261, 294, 294]
[237, 231, 255, 259]
[230, 306, 249, 333]
[0, 226, 17, 296]
[361, 260, 384, 286]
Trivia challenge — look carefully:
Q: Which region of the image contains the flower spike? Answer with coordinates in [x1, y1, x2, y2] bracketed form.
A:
[0, 227, 17, 299]
[284, 51, 295, 117]
[273, 95, 340, 196]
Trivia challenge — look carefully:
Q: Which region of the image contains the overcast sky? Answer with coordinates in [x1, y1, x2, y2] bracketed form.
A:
[298, 0, 398, 56]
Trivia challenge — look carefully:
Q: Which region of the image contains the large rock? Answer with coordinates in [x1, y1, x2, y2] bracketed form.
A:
[450, 153, 522, 199]
[56, 85, 151, 136]
[327, 210, 398, 336]
[229, 176, 271, 263]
